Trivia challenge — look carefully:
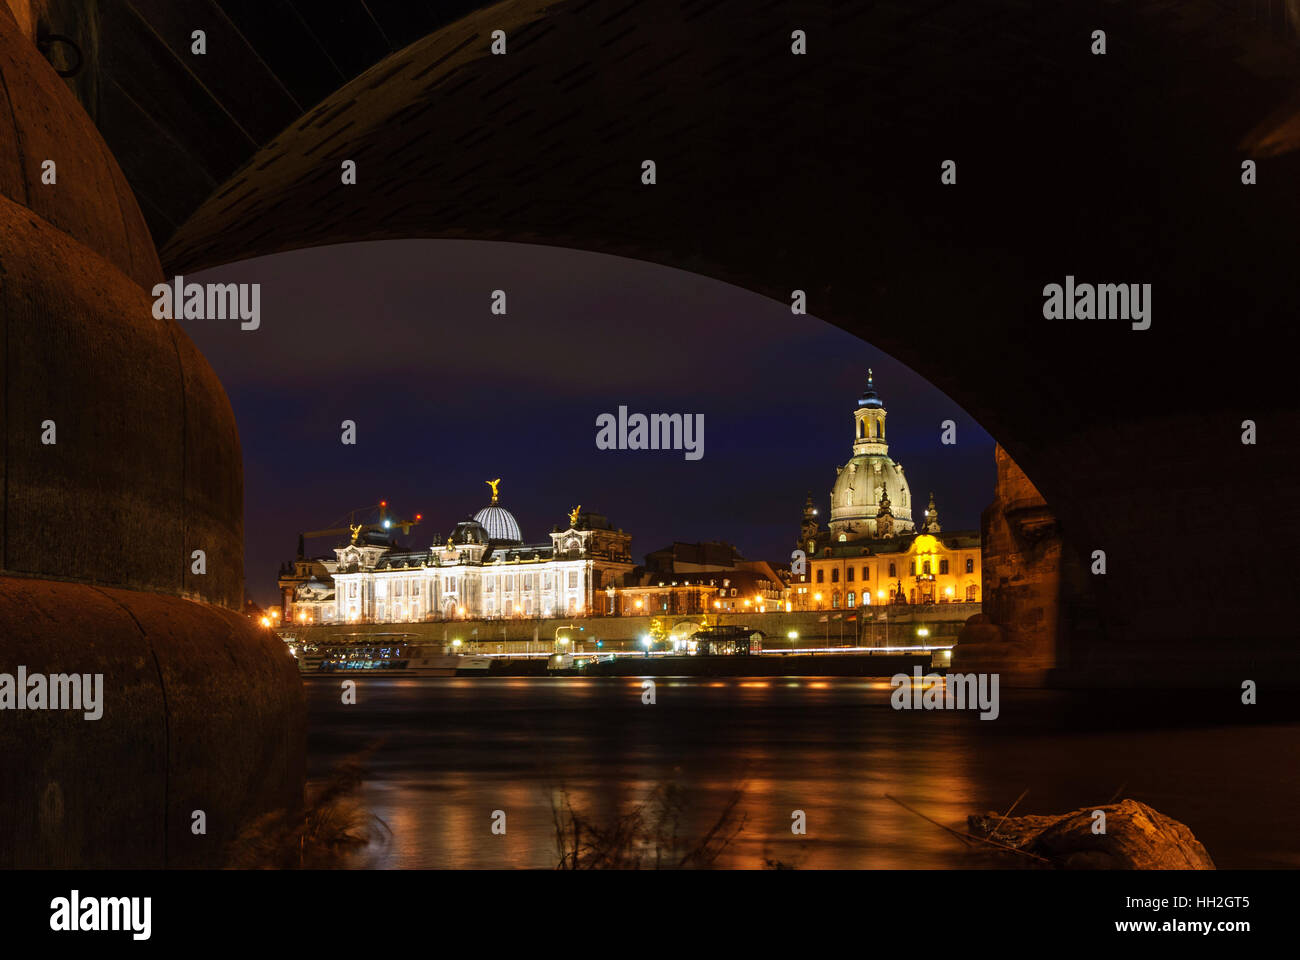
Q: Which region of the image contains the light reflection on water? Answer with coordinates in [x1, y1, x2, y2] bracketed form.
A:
[304, 676, 1300, 869]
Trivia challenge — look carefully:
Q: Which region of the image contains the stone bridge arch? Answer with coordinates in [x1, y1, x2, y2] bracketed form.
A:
[23, 0, 1300, 685]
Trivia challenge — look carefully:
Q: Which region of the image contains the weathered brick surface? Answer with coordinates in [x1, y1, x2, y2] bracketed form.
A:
[0, 3, 160, 288]
[0, 575, 304, 867]
[0, 193, 245, 609]
[953, 445, 1063, 686]
[0, 10, 304, 866]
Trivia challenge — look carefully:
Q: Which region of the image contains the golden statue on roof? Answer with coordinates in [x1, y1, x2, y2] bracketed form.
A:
[486, 478, 502, 503]
[349, 523, 364, 544]
[569, 504, 582, 527]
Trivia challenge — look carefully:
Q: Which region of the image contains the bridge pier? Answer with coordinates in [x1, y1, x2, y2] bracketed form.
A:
[0, 6, 304, 867]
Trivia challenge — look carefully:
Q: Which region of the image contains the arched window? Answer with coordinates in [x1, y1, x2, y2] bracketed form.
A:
[923, 560, 931, 575]
[847, 591, 856, 607]
[831, 591, 840, 608]
[858, 420, 865, 438]
[888, 562, 896, 578]
[966, 584, 978, 601]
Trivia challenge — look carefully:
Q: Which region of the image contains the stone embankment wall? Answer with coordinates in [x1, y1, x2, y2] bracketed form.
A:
[285, 604, 981, 654]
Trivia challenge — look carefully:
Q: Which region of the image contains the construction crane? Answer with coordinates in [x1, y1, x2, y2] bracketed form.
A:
[299, 500, 423, 547]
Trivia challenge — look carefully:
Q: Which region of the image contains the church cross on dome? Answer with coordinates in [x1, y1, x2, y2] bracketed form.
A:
[858, 368, 884, 410]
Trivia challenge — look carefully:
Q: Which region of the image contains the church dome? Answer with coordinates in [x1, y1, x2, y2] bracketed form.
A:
[829, 455, 914, 539]
[473, 505, 522, 544]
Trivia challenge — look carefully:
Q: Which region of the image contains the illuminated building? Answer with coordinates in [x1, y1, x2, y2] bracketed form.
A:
[793, 372, 981, 610]
[287, 482, 634, 623]
[614, 567, 784, 617]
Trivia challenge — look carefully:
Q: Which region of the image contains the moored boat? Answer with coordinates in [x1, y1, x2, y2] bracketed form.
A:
[286, 633, 492, 676]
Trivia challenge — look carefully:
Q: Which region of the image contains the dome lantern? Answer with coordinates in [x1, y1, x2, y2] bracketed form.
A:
[853, 369, 888, 455]
[858, 367, 884, 409]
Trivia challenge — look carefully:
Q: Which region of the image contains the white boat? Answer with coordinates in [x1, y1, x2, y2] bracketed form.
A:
[401, 654, 493, 676]
[546, 652, 575, 672]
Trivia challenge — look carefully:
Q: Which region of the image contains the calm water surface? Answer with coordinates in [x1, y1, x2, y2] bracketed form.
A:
[305, 676, 1300, 869]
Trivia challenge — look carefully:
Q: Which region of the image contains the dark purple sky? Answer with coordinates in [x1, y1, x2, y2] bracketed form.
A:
[188, 240, 994, 607]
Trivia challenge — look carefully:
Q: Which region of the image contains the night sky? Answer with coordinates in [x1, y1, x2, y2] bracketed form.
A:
[187, 241, 994, 607]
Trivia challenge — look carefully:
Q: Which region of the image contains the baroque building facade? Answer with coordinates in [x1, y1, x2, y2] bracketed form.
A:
[794, 371, 982, 610]
[283, 482, 635, 624]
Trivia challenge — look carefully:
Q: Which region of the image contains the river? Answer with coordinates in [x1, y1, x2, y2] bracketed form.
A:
[304, 676, 1300, 869]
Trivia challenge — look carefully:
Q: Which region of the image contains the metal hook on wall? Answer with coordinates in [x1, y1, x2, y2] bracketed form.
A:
[36, 33, 84, 78]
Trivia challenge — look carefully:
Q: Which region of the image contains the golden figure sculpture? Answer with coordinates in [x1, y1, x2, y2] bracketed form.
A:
[486, 478, 502, 503]
[569, 504, 582, 526]
[349, 523, 363, 544]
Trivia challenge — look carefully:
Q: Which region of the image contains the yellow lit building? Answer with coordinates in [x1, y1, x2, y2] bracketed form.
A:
[795, 529, 981, 610]
[793, 371, 981, 611]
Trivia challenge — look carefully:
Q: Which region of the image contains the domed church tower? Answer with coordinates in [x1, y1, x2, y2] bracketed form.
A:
[799, 492, 820, 551]
[828, 370, 914, 541]
[920, 492, 941, 533]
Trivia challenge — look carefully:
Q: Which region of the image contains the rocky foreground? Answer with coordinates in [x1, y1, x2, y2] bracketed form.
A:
[968, 799, 1215, 869]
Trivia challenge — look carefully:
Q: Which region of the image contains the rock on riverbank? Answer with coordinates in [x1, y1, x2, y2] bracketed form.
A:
[968, 799, 1214, 869]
